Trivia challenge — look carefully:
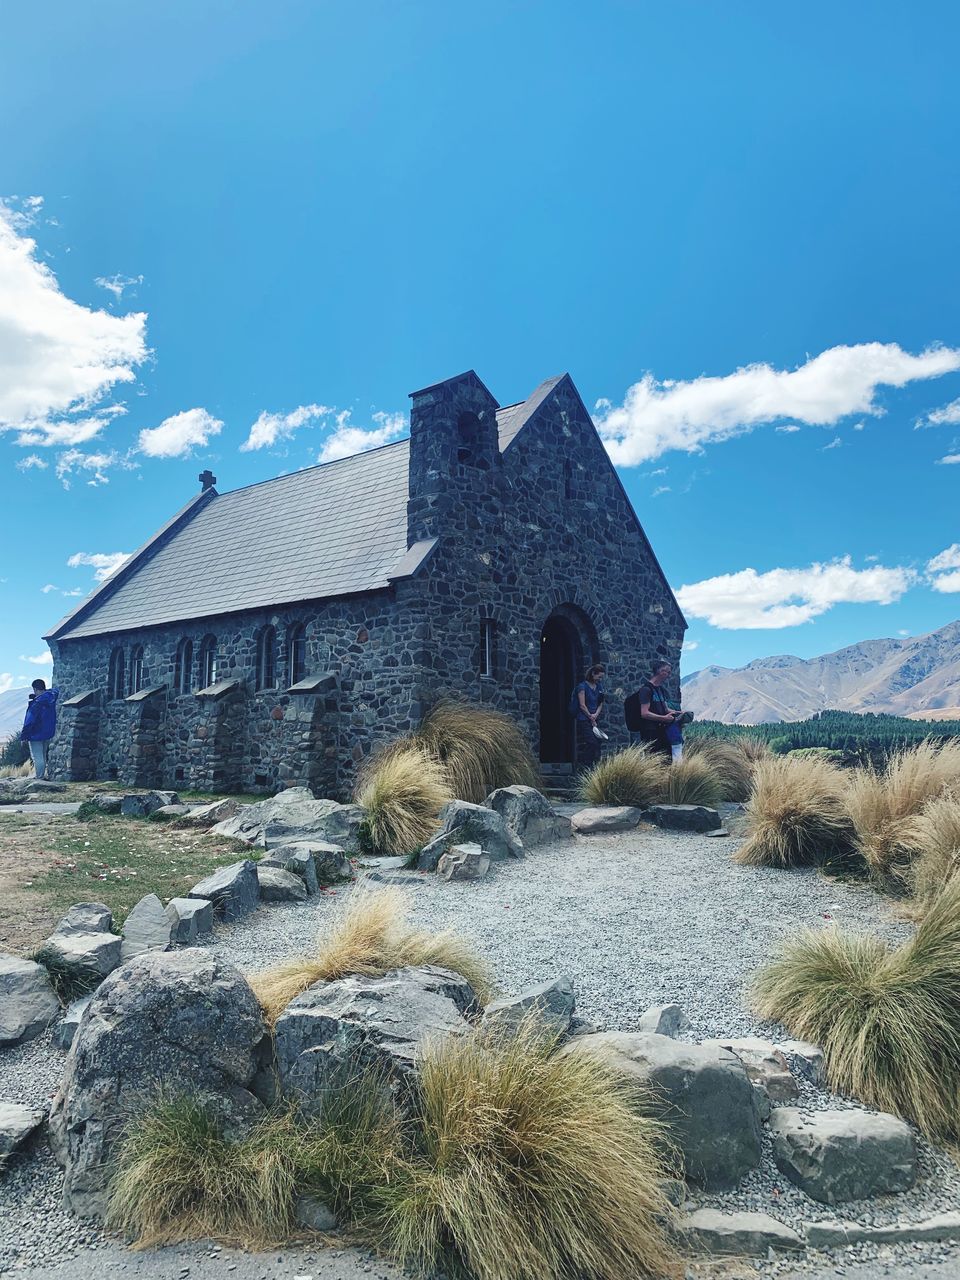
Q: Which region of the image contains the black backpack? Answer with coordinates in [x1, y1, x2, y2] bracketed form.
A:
[624, 686, 646, 732]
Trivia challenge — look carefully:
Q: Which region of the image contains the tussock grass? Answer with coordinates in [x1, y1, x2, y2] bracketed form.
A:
[846, 740, 960, 889]
[355, 743, 452, 856]
[107, 1097, 298, 1248]
[0, 761, 32, 779]
[735, 736, 773, 765]
[752, 877, 960, 1139]
[249, 885, 493, 1024]
[734, 754, 862, 871]
[414, 700, 541, 803]
[660, 755, 724, 808]
[685, 738, 754, 801]
[900, 793, 960, 910]
[377, 1018, 679, 1280]
[579, 745, 668, 808]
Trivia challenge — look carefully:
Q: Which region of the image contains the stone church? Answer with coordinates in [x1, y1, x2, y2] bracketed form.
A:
[45, 370, 686, 798]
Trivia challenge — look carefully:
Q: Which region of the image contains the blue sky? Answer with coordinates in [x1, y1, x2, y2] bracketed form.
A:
[2, 1, 960, 696]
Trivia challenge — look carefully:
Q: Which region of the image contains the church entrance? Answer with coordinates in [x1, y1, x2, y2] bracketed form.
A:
[539, 611, 584, 763]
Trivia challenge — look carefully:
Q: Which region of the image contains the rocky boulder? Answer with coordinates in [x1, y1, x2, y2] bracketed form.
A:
[165, 896, 214, 945]
[483, 976, 575, 1036]
[147, 804, 193, 822]
[566, 1031, 762, 1190]
[637, 1003, 686, 1038]
[644, 804, 722, 833]
[187, 860, 260, 921]
[36, 911, 122, 993]
[769, 1107, 917, 1204]
[89, 794, 122, 815]
[274, 965, 477, 1118]
[52, 902, 112, 935]
[437, 843, 490, 881]
[212, 788, 364, 851]
[119, 893, 173, 961]
[681, 1209, 803, 1256]
[52, 995, 93, 1052]
[0, 954, 60, 1046]
[257, 864, 308, 902]
[570, 806, 644, 834]
[174, 797, 244, 827]
[0, 1101, 45, 1170]
[49, 950, 268, 1216]
[703, 1036, 799, 1103]
[484, 786, 572, 847]
[418, 801, 523, 871]
[119, 791, 180, 818]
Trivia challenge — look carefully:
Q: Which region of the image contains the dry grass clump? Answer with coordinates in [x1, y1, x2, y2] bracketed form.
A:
[107, 1097, 298, 1248]
[684, 738, 754, 801]
[383, 1017, 680, 1280]
[752, 877, 960, 1139]
[414, 700, 541, 802]
[578, 745, 668, 808]
[899, 793, 960, 910]
[845, 740, 960, 888]
[734, 754, 862, 871]
[355, 742, 452, 855]
[660, 755, 724, 808]
[111, 1022, 680, 1278]
[249, 885, 493, 1024]
[734, 735, 773, 765]
[0, 760, 32, 779]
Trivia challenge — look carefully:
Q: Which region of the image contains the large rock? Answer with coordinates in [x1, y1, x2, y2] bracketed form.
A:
[187, 860, 260, 921]
[418, 801, 523, 871]
[805, 1213, 960, 1248]
[274, 965, 476, 1118]
[212, 788, 365, 851]
[644, 804, 722, 833]
[256, 864, 308, 903]
[174, 797, 243, 827]
[483, 786, 572, 847]
[37, 931, 122, 992]
[682, 1209, 803, 1256]
[119, 893, 173, 961]
[703, 1036, 799, 1103]
[272, 840, 353, 884]
[89, 793, 122, 815]
[637, 1003, 686, 1037]
[437, 843, 490, 881]
[483, 976, 575, 1036]
[570, 806, 644, 834]
[119, 790, 180, 818]
[165, 896, 214, 945]
[769, 1107, 917, 1204]
[0, 1101, 45, 1170]
[147, 804, 193, 822]
[0, 954, 60, 1046]
[260, 843, 321, 893]
[52, 995, 93, 1052]
[52, 902, 112, 936]
[778, 1038, 825, 1084]
[566, 1031, 762, 1189]
[49, 950, 268, 1216]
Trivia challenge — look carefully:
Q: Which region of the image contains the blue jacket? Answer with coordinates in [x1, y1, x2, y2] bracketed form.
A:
[21, 688, 59, 742]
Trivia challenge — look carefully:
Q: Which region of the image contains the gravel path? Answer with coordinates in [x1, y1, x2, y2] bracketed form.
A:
[3, 815, 959, 1278]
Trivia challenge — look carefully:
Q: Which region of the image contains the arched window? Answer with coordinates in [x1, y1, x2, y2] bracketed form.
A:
[287, 624, 307, 686]
[108, 647, 125, 701]
[173, 638, 193, 695]
[129, 645, 145, 695]
[456, 411, 480, 464]
[199, 635, 218, 689]
[256, 625, 277, 691]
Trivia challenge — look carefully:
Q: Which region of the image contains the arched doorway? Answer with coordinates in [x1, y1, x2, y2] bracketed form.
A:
[539, 612, 584, 763]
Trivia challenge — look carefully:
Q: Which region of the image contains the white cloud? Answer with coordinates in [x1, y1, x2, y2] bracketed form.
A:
[94, 273, 143, 300]
[317, 410, 407, 463]
[16, 454, 47, 471]
[20, 649, 52, 665]
[775, 424, 801, 434]
[55, 447, 134, 488]
[15, 409, 124, 447]
[898, 629, 910, 636]
[682, 639, 700, 652]
[937, 453, 960, 465]
[919, 397, 960, 427]
[932, 571, 960, 593]
[67, 550, 131, 582]
[137, 408, 223, 458]
[0, 673, 29, 695]
[928, 544, 960, 573]
[596, 342, 960, 465]
[675, 556, 915, 629]
[241, 403, 332, 451]
[822, 436, 842, 451]
[652, 485, 671, 497]
[0, 201, 147, 437]
[40, 583, 57, 593]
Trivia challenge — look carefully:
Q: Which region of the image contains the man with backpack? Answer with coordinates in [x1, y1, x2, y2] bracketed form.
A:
[20, 679, 59, 779]
[624, 661, 677, 758]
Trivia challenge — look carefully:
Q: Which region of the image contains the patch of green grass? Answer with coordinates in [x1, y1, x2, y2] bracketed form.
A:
[22, 816, 248, 930]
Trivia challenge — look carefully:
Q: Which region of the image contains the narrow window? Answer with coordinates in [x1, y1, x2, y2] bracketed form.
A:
[256, 625, 277, 691]
[564, 460, 575, 499]
[480, 619, 495, 678]
[174, 638, 193, 695]
[199, 635, 218, 689]
[288, 624, 307, 685]
[457, 410, 480, 465]
[108, 647, 125, 701]
[129, 645, 145, 695]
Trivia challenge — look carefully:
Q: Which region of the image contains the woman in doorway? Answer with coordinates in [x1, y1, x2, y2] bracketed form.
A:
[574, 663, 606, 769]
[634, 660, 677, 759]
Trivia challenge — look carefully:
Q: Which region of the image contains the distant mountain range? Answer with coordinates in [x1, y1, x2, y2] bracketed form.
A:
[0, 687, 30, 742]
[682, 619, 960, 724]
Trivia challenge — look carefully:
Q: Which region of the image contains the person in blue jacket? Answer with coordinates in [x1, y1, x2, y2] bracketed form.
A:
[21, 679, 59, 779]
